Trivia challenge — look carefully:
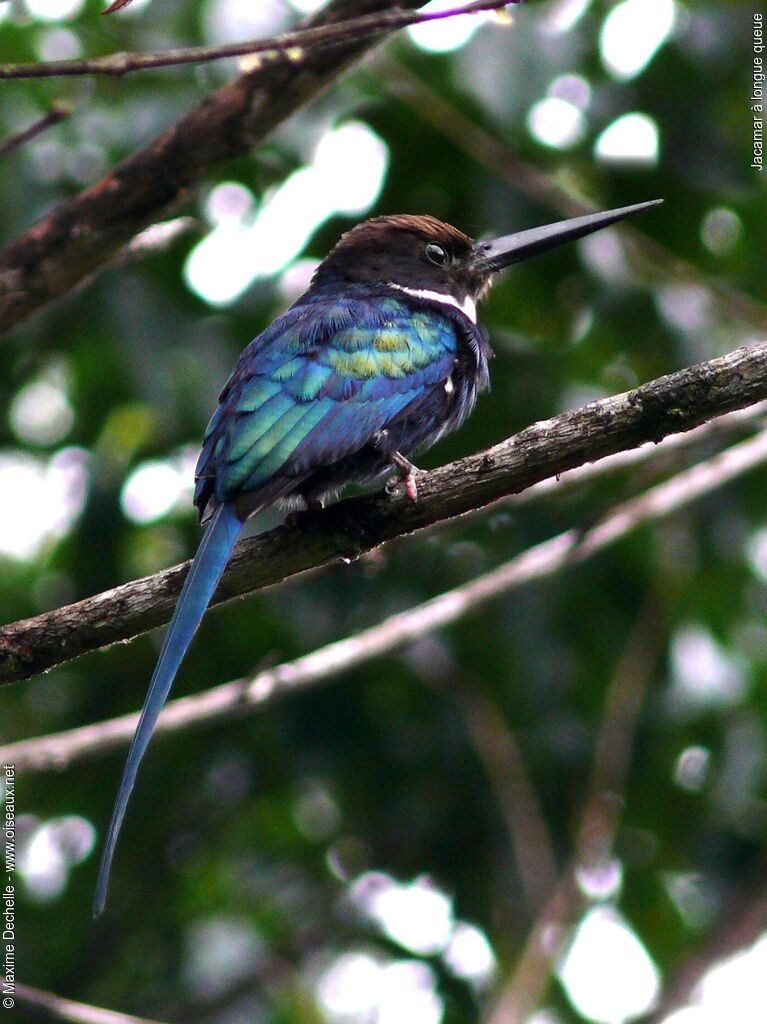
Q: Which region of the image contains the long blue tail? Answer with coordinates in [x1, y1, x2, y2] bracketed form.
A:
[93, 502, 243, 917]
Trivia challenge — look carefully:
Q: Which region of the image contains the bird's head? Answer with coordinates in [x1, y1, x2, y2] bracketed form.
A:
[310, 200, 662, 318]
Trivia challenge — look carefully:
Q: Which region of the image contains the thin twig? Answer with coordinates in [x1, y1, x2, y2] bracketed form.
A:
[13, 983, 168, 1024]
[102, 0, 136, 13]
[486, 599, 666, 1024]
[0, 1, 517, 79]
[0, 103, 71, 159]
[4, 419, 766, 773]
[1, 341, 766, 686]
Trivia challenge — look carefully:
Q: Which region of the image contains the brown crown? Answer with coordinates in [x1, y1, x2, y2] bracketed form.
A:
[331, 214, 474, 255]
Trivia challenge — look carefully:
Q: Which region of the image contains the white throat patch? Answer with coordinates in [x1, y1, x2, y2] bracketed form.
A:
[389, 284, 477, 324]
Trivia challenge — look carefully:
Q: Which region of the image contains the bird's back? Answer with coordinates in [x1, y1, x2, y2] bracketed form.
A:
[194, 287, 490, 521]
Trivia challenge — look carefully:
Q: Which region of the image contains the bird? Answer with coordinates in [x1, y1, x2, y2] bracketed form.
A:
[93, 198, 662, 916]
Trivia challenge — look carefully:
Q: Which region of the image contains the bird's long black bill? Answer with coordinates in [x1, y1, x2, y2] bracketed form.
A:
[472, 199, 663, 273]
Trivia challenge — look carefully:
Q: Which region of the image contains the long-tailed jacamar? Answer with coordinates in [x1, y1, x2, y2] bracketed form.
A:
[94, 198, 661, 916]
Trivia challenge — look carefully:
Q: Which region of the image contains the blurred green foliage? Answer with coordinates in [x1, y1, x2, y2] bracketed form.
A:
[1, 1, 766, 1022]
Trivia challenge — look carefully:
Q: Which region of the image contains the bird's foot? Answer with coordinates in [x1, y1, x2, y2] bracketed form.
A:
[386, 452, 420, 503]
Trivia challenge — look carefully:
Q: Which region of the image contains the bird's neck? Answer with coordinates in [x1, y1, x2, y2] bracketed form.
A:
[385, 283, 477, 324]
[302, 277, 478, 324]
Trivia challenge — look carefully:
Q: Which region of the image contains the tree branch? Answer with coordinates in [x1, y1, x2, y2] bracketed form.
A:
[0, 1, 515, 79]
[0, 103, 71, 159]
[1, 341, 766, 687]
[4, 409, 767, 773]
[13, 983, 167, 1024]
[490, 401, 765, 510]
[102, 0, 137, 14]
[0, 0, 430, 336]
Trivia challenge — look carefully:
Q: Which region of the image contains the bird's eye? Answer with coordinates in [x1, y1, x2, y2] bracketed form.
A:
[425, 243, 449, 267]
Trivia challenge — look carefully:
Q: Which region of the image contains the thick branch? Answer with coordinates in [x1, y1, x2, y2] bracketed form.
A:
[1, 340, 766, 689]
[4, 414, 766, 774]
[0, 0, 428, 336]
[0, 1, 514, 79]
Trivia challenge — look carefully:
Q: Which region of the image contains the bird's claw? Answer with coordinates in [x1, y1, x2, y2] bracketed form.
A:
[386, 452, 420, 503]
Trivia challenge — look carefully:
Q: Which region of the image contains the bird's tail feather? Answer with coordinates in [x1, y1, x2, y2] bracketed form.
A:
[93, 502, 243, 917]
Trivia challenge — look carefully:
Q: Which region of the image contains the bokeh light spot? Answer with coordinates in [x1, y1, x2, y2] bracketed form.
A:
[205, 180, 255, 224]
[37, 26, 82, 61]
[663, 872, 718, 931]
[442, 922, 496, 985]
[600, 0, 676, 80]
[185, 122, 388, 306]
[121, 449, 197, 524]
[376, 961, 442, 1024]
[575, 858, 623, 901]
[669, 625, 746, 711]
[655, 283, 711, 335]
[408, 0, 491, 53]
[293, 778, 341, 840]
[183, 917, 265, 999]
[700, 207, 742, 256]
[0, 448, 89, 561]
[9, 361, 74, 447]
[528, 97, 587, 149]
[674, 746, 711, 792]
[351, 873, 454, 956]
[558, 906, 660, 1023]
[315, 954, 444, 1024]
[595, 112, 660, 166]
[19, 815, 95, 902]
[746, 526, 767, 584]
[24, 0, 85, 21]
[316, 952, 383, 1018]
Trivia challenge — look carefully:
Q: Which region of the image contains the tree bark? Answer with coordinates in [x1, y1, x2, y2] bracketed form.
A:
[1, 339, 766, 686]
[0, 0, 424, 336]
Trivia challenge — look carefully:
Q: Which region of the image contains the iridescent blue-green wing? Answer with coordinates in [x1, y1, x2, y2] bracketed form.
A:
[194, 296, 458, 514]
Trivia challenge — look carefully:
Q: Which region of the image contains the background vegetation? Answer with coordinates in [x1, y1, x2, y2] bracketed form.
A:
[1, 1, 765, 1021]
